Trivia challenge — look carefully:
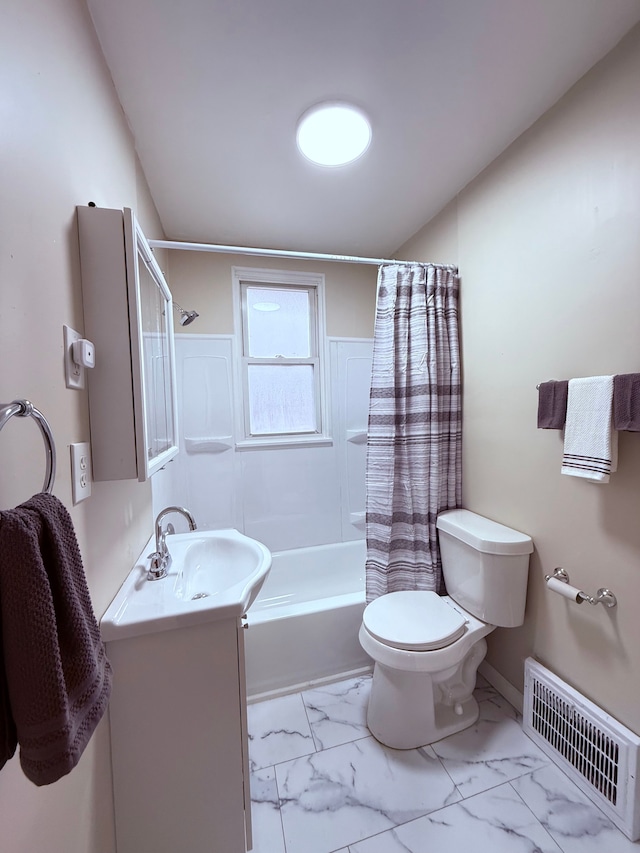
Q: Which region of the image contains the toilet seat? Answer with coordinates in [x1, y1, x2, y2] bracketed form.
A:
[362, 591, 467, 651]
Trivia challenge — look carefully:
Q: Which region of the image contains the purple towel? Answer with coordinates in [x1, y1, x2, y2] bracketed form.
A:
[613, 374, 640, 431]
[537, 380, 568, 429]
[0, 627, 17, 770]
[0, 493, 112, 785]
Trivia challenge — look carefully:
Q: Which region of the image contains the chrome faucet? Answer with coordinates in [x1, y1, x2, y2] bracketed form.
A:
[147, 505, 198, 580]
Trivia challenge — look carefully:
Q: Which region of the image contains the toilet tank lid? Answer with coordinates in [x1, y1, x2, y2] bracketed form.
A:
[436, 509, 533, 555]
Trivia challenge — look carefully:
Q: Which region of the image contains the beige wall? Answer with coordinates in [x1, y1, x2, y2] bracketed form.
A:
[0, 0, 164, 850]
[0, 4, 375, 847]
[165, 250, 377, 338]
[398, 25, 640, 732]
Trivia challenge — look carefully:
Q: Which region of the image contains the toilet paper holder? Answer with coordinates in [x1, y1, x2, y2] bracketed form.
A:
[544, 567, 617, 608]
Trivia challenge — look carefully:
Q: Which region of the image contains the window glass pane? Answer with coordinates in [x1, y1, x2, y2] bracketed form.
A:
[245, 286, 311, 357]
[248, 364, 316, 434]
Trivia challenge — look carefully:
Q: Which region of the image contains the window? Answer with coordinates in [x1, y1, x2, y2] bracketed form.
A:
[233, 267, 330, 447]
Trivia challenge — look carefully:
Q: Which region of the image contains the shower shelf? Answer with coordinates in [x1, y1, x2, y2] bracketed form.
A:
[184, 436, 233, 453]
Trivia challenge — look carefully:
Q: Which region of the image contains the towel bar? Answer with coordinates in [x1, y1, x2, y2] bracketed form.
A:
[0, 399, 56, 493]
[544, 567, 617, 608]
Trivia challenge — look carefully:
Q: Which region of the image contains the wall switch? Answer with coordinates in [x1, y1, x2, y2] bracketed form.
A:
[71, 442, 92, 503]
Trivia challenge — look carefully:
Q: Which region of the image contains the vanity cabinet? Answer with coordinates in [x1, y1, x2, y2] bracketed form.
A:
[77, 205, 179, 481]
[105, 615, 252, 853]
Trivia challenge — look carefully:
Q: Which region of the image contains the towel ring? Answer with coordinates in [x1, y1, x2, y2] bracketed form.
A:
[0, 399, 56, 493]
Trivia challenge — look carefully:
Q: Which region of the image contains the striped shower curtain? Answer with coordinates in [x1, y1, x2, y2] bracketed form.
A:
[365, 263, 461, 602]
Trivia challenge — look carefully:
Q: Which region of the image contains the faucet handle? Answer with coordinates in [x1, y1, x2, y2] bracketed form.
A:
[147, 551, 168, 581]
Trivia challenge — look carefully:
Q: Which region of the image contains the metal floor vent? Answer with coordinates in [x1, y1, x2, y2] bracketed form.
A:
[523, 658, 640, 841]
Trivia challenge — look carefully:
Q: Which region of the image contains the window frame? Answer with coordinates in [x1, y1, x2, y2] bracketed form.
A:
[232, 266, 332, 449]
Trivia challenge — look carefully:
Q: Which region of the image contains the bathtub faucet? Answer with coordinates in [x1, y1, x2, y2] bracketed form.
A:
[148, 506, 198, 581]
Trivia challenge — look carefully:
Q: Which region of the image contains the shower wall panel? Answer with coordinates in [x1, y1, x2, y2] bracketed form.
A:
[330, 340, 373, 541]
[151, 336, 240, 531]
[153, 335, 372, 552]
[240, 445, 342, 549]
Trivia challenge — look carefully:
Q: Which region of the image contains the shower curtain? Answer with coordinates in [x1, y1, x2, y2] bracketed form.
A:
[365, 263, 461, 602]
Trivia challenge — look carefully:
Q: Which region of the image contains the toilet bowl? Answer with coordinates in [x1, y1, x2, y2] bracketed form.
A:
[359, 509, 533, 749]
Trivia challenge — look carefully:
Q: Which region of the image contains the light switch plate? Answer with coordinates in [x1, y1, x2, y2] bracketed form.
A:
[70, 442, 92, 503]
[64, 325, 85, 389]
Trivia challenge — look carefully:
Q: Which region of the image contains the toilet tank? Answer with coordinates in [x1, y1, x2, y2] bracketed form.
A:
[436, 509, 533, 628]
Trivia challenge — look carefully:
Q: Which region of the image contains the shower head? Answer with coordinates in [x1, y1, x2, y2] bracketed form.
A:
[173, 302, 200, 326]
[179, 310, 199, 326]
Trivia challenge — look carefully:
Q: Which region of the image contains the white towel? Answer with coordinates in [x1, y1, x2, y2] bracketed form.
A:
[561, 376, 617, 482]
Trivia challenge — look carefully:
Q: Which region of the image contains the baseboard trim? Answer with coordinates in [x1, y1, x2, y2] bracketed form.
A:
[247, 665, 374, 705]
[247, 659, 522, 713]
[478, 660, 524, 715]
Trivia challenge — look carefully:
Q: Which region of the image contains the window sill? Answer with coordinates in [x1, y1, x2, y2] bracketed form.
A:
[235, 435, 334, 451]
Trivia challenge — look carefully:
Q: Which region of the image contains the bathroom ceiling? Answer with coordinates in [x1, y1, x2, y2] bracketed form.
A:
[86, 0, 640, 258]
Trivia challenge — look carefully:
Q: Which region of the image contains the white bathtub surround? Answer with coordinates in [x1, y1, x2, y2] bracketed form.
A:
[249, 673, 636, 853]
[330, 339, 374, 542]
[245, 539, 369, 696]
[155, 335, 374, 552]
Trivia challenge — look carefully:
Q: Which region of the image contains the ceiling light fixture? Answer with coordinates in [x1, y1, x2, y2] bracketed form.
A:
[296, 102, 371, 167]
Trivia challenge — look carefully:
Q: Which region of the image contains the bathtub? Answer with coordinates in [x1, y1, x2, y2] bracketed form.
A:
[244, 539, 371, 697]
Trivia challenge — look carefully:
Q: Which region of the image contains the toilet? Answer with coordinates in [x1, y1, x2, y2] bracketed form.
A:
[359, 508, 533, 749]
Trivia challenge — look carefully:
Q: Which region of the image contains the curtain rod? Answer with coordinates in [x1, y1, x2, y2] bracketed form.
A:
[147, 238, 457, 271]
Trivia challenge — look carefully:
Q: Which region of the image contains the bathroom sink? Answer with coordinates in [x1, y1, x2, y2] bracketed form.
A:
[170, 530, 271, 605]
[100, 529, 272, 642]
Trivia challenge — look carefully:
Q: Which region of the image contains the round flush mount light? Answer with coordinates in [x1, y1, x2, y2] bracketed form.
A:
[296, 102, 372, 166]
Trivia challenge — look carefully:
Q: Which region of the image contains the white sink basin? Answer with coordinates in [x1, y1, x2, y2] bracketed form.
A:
[170, 530, 270, 604]
[101, 529, 272, 642]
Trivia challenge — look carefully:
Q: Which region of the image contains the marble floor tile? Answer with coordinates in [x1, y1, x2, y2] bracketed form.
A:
[275, 735, 461, 853]
[248, 693, 315, 771]
[250, 767, 286, 853]
[511, 764, 640, 853]
[248, 675, 628, 853]
[302, 675, 371, 751]
[349, 783, 563, 853]
[475, 680, 521, 722]
[431, 713, 550, 798]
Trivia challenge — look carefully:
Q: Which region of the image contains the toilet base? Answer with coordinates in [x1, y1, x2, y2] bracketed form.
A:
[366, 638, 487, 749]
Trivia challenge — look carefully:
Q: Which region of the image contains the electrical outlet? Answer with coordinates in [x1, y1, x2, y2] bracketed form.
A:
[70, 442, 92, 503]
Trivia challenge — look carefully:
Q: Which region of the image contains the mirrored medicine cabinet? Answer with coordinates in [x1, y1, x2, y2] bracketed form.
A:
[77, 205, 179, 481]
